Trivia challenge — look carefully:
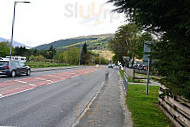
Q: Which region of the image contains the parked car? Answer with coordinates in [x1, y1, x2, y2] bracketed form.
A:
[0, 60, 31, 77]
[112, 64, 116, 67]
[108, 64, 113, 68]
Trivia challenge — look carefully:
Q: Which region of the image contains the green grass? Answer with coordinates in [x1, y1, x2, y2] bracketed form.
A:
[135, 73, 161, 82]
[126, 84, 173, 127]
[128, 78, 147, 83]
[120, 70, 124, 78]
[25, 62, 71, 68]
[120, 70, 146, 83]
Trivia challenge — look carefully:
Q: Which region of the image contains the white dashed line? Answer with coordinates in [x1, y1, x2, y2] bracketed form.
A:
[15, 80, 37, 87]
[35, 77, 54, 83]
[48, 75, 62, 78]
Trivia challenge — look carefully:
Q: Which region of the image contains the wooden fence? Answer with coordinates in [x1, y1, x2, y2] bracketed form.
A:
[159, 85, 190, 127]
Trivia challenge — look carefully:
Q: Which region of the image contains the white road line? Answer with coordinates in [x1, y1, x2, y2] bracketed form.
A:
[48, 75, 62, 78]
[15, 80, 37, 87]
[66, 72, 77, 74]
[16, 80, 27, 84]
[0, 87, 34, 99]
[35, 77, 54, 83]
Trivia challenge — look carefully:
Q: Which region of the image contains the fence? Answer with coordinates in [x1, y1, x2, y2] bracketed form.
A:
[124, 67, 135, 80]
[158, 85, 190, 127]
[123, 72, 128, 95]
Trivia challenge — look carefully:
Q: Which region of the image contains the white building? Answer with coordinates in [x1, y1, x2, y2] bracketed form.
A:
[5, 56, 26, 62]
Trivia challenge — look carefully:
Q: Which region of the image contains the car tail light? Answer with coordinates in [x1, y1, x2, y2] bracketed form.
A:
[4, 66, 10, 69]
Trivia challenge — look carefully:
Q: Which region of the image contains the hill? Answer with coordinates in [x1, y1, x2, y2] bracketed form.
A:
[33, 34, 114, 51]
[91, 50, 114, 60]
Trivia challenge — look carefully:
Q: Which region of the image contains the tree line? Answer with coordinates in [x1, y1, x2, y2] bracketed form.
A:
[108, 0, 190, 99]
[0, 41, 109, 65]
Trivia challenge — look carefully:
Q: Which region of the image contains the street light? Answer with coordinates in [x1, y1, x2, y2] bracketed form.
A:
[9, 1, 30, 60]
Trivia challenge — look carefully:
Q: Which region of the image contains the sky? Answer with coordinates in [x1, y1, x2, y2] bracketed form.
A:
[0, 0, 125, 47]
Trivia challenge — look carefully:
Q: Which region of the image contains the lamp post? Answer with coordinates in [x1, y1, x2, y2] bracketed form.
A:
[9, 1, 30, 60]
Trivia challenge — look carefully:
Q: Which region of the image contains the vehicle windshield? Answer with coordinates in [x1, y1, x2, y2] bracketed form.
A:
[0, 61, 8, 66]
[19, 62, 25, 67]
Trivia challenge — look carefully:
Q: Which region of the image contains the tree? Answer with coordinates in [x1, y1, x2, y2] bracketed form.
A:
[29, 55, 35, 62]
[14, 46, 28, 56]
[109, 23, 144, 65]
[80, 43, 88, 65]
[108, 0, 190, 99]
[32, 49, 38, 56]
[35, 55, 46, 62]
[48, 45, 56, 59]
[60, 47, 79, 65]
[0, 42, 11, 57]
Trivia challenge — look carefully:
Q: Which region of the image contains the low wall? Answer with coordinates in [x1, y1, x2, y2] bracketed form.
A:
[124, 67, 135, 80]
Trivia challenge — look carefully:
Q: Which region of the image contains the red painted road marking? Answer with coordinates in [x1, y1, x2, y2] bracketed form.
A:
[0, 80, 22, 88]
[1, 85, 34, 96]
[0, 67, 102, 98]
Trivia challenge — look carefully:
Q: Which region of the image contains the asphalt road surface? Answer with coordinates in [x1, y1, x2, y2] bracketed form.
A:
[0, 66, 112, 127]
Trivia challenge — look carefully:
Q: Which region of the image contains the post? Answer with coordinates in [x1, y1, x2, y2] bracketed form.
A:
[146, 59, 150, 95]
[9, 1, 30, 63]
[10, 2, 17, 61]
[123, 72, 128, 95]
[105, 70, 109, 81]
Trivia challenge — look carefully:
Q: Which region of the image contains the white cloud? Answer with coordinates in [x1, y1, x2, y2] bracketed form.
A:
[0, 0, 125, 47]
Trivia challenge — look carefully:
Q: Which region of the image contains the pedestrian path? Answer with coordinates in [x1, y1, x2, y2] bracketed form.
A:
[75, 69, 133, 127]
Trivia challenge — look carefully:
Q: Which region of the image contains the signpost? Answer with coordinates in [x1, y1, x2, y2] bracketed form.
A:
[143, 42, 152, 95]
[146, 59, 150, 95]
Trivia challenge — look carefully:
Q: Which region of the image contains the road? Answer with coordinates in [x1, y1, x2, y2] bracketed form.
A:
[0, 66, 112, 127]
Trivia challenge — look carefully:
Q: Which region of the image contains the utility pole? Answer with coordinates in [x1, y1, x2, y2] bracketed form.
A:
[9, 1, 30, 62]
[146, 59, 150, 95]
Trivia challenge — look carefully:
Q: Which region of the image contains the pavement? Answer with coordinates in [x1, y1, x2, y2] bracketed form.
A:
[74, 68, 133, 127]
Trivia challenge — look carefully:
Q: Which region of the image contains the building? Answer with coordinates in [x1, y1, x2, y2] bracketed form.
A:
[5, 56, 26, 62]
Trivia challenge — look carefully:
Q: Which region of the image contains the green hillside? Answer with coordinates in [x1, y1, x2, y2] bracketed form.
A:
[33, 34, 114, 51]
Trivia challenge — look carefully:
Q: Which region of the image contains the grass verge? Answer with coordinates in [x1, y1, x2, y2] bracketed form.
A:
[126, 84, 173, 127]
[25, 62, 71, 68]
[135, 73, 161, 82]
[120, 70, 146, 83]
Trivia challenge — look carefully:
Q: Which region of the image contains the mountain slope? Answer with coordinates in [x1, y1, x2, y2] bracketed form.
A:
[33, 34, 114, 50]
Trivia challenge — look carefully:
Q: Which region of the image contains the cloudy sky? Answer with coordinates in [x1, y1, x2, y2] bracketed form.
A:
[0, 0, 125, 47]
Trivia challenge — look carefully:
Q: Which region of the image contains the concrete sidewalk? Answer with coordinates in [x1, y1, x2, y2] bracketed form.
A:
[75, 69, 133, 127]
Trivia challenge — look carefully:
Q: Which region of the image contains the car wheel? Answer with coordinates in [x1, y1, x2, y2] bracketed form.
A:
[11, 70, 16, 77]
[26, 69, 31, 76]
